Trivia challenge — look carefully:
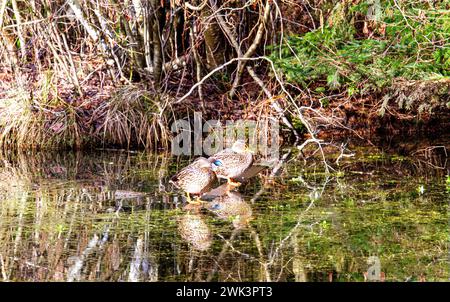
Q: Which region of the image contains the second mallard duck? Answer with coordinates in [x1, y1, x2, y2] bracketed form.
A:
[210, 140, 254, 187]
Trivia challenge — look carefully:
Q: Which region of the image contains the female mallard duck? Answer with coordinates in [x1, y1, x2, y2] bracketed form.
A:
[170, 157, 217, 204]
[210, 140, 254, 186]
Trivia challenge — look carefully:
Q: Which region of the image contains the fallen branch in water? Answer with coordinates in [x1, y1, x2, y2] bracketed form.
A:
[67, 234, 99, 282]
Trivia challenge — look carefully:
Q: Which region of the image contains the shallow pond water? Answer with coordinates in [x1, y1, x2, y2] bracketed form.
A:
[0, 142, 448, 282]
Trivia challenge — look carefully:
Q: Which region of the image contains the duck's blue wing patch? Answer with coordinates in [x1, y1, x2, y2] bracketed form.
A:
[213, 160, 223, 166]
[210, 203, 221, 210]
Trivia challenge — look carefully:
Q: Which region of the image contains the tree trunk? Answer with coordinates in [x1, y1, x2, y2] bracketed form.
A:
[149, 0, 164, 90]
[201, 0, 227, 70]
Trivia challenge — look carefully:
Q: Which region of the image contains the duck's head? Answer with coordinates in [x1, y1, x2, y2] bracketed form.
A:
[231, 140, 254, 154]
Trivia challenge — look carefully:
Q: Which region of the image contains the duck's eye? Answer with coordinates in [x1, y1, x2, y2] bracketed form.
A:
[213, 160, 223, 166]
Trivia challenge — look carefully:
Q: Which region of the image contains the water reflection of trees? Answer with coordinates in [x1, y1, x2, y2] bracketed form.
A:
[0, 148, 447, 281]
[0, 151, 170, 281]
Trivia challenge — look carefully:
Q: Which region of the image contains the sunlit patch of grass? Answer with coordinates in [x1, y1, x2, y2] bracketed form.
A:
[92, 85, 171, 150]
[0, 80, 172, 151]
[0, 73, 83, 151]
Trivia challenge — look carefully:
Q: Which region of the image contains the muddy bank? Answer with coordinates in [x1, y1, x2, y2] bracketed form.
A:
[290, 78, 450, 142]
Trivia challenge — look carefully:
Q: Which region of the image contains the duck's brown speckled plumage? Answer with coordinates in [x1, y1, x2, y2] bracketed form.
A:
[211, 141, 253, 179]
[170, 157, 217, 195]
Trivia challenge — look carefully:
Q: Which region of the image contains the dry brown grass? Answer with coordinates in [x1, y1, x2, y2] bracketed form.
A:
[0, 79, 172, 151]
[91, 85, 171, 150]
[0, 72, 83, 151]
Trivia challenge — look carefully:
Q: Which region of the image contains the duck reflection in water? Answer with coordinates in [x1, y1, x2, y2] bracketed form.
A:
[178, 209, 212, 252]
[205, 191, 252, 229]
[177, 191, 252, 252]
[173, 141, 267, 249]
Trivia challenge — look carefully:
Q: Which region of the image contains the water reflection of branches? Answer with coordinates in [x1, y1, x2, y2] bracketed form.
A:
[207, 160, 333, 281]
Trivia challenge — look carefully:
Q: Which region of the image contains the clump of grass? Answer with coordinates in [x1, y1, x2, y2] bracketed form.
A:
[0, 78, 171, 151]
[0, 74, 83, 151]
[92, 85, 171, 150]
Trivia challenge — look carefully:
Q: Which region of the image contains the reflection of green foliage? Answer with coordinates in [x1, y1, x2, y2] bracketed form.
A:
[366, 154, 386, 160]
[391, 155, 406, 162]
[343, 198, 355, 207]
[250, 160, 448, 281]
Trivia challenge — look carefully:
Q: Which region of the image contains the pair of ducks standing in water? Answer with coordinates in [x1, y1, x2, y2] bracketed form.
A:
[170, 140, 254, 204]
